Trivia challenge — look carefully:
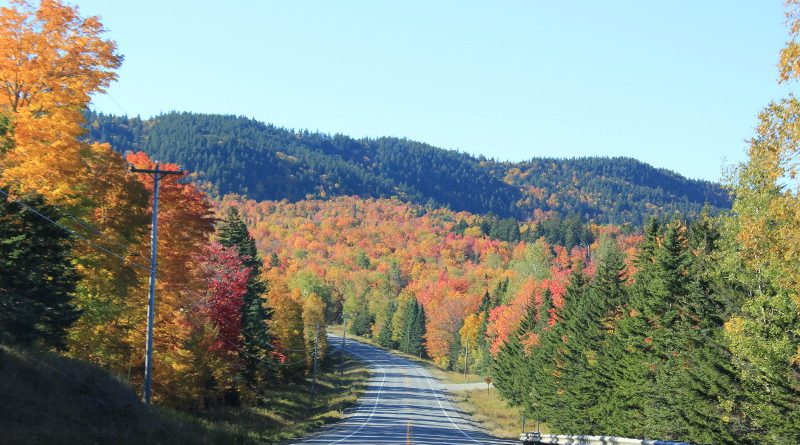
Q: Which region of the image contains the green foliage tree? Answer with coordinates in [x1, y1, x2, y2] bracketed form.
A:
[217, 207, 275, 386]
[721, 97, 800, 444]
[377, 301, 396, 348]
[0, 189, 80, 350]
[597, 219, 739, 443]
[397, 298, 426, 357]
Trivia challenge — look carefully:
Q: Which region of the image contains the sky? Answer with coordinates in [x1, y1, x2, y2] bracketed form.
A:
[61, 0, 794, 181]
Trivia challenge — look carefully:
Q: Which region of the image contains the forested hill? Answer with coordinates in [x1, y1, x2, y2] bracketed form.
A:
[85, 111, 730, 224]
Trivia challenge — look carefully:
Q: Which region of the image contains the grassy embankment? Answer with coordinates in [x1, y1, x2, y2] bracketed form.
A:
[0, 344, 368, 444]
[327, 323, 535, 439]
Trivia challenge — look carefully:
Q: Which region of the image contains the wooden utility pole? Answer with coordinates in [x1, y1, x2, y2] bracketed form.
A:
[464, 345, 469, 380]
[130, 162, 183, 405]
[340, 318, 347, 377]
[311, 323, 320, 402]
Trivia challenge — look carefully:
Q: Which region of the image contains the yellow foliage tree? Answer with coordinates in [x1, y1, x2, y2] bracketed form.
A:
[301, 292, 328, 368]
[268, 282, 306, 377]
[0, 1, 153, 376]
[0, 0, 121, 209]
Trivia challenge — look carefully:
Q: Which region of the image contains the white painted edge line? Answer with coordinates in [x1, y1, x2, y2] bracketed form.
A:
[326, 346, 388, 445]
[411, 362, 485, 445]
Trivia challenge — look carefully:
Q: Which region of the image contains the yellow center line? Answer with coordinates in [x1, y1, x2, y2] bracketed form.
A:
[406, 420, 413, 445]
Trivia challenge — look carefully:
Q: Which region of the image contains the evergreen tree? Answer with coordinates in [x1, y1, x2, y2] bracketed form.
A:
[549, 239, 627, 433]
[474, 291, 493, 374]
[597, 219, 740, 444]
[526, 265, 589, 430]
[377, 302, 396, 348]
[217, 207, 275, 387]
[411, 302, 427, 358]
[398, 298, 426, 357]
[493, 298, 543, 410]
[674, 214, 741, 444]
[0, 189, 80, 350]
[448, 319, 463, 371]
[597, 218, 663, 435]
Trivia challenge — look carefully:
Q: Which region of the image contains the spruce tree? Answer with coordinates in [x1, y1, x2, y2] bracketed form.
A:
[0, 189, 80, 350]
[495, 294, 551, 412]
[554, 239, 627, 433]
[672, 216, 740, 444]
[599, 218, 740, 444]
[398, 298, 427, 357]
[410, 301, 427, 358]
[377, 302, 395, 348]
[217, 207, 275, 387]
[597, 219, 662, 435]
[492, 316, 529, 408]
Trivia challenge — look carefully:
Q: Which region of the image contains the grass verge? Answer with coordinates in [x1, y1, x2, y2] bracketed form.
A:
[0, 344, 369, 444]
[183, 354, 369, 443]
[451, 387, 544, 439]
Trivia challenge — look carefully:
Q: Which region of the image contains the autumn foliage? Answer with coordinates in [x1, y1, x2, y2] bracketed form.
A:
[223, 195, 634, 369]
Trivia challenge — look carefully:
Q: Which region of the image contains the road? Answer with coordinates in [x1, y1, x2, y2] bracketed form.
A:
[293, 335, 516, 445]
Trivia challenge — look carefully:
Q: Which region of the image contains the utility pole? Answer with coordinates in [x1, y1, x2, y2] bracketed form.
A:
[311, 323, 319, 403]
[464, 344, 469, 380]
[130, 162, 183, 405]
[340, 318, 347, 377]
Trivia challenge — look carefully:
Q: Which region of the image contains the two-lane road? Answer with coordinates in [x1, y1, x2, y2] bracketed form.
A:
[293, 335, 515, 445]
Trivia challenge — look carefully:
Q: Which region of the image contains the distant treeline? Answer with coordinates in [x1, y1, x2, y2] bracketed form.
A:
[86, 112, 730, 226]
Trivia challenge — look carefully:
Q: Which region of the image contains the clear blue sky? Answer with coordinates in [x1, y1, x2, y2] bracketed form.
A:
[66, 0, 792, 181]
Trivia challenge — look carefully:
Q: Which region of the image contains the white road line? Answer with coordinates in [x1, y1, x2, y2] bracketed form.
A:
[410, 362, 484, 445]
[327, 347, 388, 445]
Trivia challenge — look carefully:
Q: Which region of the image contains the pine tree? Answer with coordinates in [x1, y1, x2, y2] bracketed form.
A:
[674, 215, 740, 444]
[398, 298, 426, 357]
[411, 301, 427, 358]
[523, 263, 586, 431]
[0, 189, 80, 350]
[597, 220, 662, 435]
[217, 207, 275, 387]
[492, 303, 538, 406]
[377, 302, 396, 348]
[548, 239, 627, 433]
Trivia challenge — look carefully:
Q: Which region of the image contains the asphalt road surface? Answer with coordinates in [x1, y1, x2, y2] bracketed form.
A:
[293, 335, 517, 445]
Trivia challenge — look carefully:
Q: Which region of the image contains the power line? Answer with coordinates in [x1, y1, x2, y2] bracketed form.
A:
[0, 165, 139, 254]
[0, 188, 149, 271]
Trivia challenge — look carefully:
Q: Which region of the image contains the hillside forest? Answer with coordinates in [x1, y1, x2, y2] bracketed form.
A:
[85, 111, 730, 226]
[1, 2, 800, 445]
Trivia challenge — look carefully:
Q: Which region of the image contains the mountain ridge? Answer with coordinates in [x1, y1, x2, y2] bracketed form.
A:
[86, 111, 730, 225]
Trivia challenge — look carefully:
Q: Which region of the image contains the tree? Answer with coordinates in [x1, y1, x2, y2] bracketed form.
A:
[0, 188, 79, 350]
[195, 242, 249, 354]
[188, 242, 250, 406]
[523, 263, 588, 431]
[0, 0, 150, 374]
[398, 297, 426, 357]
[301, 292, 327, 368]
[459, 313, 482, 374]
[267, 281, 306, 380]
[217, 207, 275, 387]
[723, 97, 800, 443]
[127, 152, 215, 405]
[377, 301, 396, 348]
[0, 0, 121, 209]
[492, 300, 538, 409]
[779, 0, 800, 82]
